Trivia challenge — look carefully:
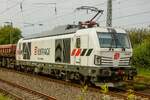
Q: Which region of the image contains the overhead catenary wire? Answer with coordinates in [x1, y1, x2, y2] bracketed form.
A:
[0, 0, 147, 21]
[116, 20, 150, 28]
[33, 3, 57, 14]
[0, 0, 26, 26]
[0, 0, 106, 23]
[0, 0, 150, 32]
[33, 2, 107, 25]
[26, 9, 150, 30]
[0, 0, 118, 26]
[114, 10, 150, 20]
[32, 0, 149, 26]
[0, 2, 19, 15]
[113, 0, 150, 13]
[98, 9, 150, 23]
[9, 2, 58, 25]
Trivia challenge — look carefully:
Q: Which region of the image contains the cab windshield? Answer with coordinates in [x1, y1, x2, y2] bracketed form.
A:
[97, 32, 130, 48]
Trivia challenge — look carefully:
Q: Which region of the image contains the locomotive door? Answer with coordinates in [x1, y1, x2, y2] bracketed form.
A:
[73, 35, 89, 66]
[74, 36, 81, 65]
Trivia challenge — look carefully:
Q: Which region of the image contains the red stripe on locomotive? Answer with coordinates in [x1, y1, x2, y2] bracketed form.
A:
[75, 49, 81, 56]
[71, 49, 77, 56]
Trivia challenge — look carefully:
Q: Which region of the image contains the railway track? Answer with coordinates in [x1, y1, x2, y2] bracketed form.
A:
[125, 80, 150, 99]
[136, 76, 150, 88]
[0, 67, 150, 100]
[110, 86, 150, 100]
[0, 68, 128, 99]
[134, 91, 150, 99]
[0, 78, 56, 100]
[0, 88, 22, 100]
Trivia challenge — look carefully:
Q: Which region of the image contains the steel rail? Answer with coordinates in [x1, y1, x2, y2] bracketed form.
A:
[0, 88, 22, 100]
[0, 78, 56, 100]
[111, 87, 150, 99]
[135, 91, 150, 99]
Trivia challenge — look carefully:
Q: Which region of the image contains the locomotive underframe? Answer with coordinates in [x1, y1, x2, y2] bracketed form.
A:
[0, 55, 137, 86]
[16, 60, 136, 84]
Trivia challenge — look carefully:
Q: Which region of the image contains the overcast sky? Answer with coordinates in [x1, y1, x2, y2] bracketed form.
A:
[0, 0, 150, 36]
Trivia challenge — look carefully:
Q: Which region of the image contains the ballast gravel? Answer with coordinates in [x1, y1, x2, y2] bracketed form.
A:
[0, 68, 125, 100]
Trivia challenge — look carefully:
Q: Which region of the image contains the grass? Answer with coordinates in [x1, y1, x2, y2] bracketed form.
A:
[0, 94, 11, 100]
[133, 84, 146, 91]
[134, 67, 150, 84]
[136, 67, 150, 78]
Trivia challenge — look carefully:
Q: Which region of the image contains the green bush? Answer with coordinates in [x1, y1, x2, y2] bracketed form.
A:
[127, 28, 150, 69]
[132, 38, 150, 68]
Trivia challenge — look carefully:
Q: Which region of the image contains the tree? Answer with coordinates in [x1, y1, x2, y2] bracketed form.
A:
[128, 28, 150, 68]
[132, 37, 150, 68]
[0, 25, 22, 44]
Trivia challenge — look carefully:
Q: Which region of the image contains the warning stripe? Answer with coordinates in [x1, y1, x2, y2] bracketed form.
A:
[80, 49, 87, 56]
[71, 48, 93, 56]
[71, 49, 76, 56]
[86, 49, 93, 56]
[75, 49, 81, 56]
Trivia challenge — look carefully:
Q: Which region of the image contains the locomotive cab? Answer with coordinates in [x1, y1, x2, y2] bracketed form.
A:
[95, 27, 132, 67]
[72, 26, 137, 86]
[95, 28, 137, 83]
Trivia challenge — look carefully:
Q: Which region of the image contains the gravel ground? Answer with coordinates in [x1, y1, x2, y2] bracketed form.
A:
[0, 68, 124, 100]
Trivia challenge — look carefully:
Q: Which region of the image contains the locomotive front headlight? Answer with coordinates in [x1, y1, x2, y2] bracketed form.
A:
[94, 55, 101, 65]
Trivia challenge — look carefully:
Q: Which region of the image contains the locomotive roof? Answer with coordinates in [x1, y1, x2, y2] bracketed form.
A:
[24, 25, 79, 39]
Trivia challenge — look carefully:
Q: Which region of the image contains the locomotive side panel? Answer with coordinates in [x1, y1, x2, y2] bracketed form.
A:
[31, 39, 54, 63]
[16, 38, 54, 63]
[16, 34, 73, 64]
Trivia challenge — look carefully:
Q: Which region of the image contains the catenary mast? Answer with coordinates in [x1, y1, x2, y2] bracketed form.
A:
[106, 0, 112, 27]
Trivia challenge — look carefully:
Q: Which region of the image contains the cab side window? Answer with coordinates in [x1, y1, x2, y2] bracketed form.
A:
[76, 38, 80, 48]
